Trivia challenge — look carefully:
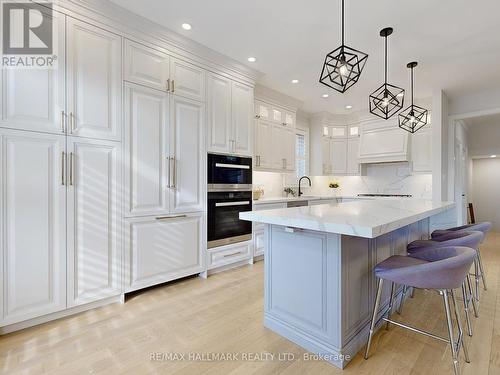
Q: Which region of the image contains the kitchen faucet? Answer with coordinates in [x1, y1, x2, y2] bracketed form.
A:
[298, 176, 311, 197]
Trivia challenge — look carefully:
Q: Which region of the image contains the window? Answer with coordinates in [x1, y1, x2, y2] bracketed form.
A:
[296, 132, 307, 177]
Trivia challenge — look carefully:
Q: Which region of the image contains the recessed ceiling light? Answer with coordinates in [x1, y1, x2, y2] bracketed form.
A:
[181, 23, 192, 30]
[345, 105, 353, 109]
[291, 79, 299, 84]
[322, 94, 329, 98]
[491, 155, 497, 158]
[247, 57, 256, 62]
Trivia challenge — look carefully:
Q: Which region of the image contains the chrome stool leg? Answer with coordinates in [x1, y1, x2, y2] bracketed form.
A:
[466, 274, 479, 318]
[365, 278, 383, 359]
[443, 290, 461, 375]
[397, 285, 408, 315]
[451, 289, 470, 363]
[386, 282, 395, 330]
[461, 282, 473, 336]
[474, 257, 481, 302]
[477, 249, 487, 291]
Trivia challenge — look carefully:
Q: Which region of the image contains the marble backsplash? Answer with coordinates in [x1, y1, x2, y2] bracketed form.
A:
[253, 163, 432, 200]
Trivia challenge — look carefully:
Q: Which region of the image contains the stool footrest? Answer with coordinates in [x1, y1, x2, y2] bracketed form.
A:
[382, 317, 449, 343]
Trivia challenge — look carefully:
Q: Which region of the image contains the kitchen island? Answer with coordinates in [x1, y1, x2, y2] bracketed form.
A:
[240, 199, 454, 369]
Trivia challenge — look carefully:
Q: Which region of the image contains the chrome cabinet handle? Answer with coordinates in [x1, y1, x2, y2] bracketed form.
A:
[170, 156, 176, 189]
[255, 115, 261, 119]
[256, 155, 260, 167]
[61, 111, 65, 133]
[167, 156, 171, 188]
[69, 152, 74, 186]
[155, 214, 187, 221]
[61, 151, 66, 185]
[166, 78, 170, 92]
[69, 112, 75, 133]
[171, 80, 175, 93]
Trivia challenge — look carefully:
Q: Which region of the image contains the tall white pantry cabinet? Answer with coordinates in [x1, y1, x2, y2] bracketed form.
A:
[0, 9, 123, 327]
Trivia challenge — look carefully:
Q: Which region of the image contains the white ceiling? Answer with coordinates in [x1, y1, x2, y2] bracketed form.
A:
[110, 0, 500, 114]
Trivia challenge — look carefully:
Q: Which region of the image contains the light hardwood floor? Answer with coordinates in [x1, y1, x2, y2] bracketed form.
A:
[1, 232, 499, 375]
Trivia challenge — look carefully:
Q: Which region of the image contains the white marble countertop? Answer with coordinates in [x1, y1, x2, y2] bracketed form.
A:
[240, 199, 454, 238]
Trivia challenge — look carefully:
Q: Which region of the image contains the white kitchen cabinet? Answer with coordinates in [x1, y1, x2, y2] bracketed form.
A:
[124, 39, 170, 91]
[124, 83, 169, 217]
[254, 231, 265, 257]
[0, 10, 66, 135]
[207, 241, 252, 270]
[170, 58, 205, 102]
[283, 127, 296, 171]
[256, 120, 295, 172]
[330, 139, 347, 174]
[283, 110, 296, 127]
[322, 137, 332, 174]
[207, 73, 232, 154]
[207, 75, 253, 156]
[411, 126, 432, 173]
[231, 81, 254, 156]
[66, 18, 122, 141]
[124, 213, 204, 292]
[255, 101, 271, 120]
[255, 119, 273, 169]
[169, 96, 205, 213]
[0, 129, 66, 325]
[66, 137, 122, 307]
[347, 137, 360, 175]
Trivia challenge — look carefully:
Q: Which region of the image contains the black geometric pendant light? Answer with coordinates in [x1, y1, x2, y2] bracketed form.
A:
[319, 0, 368, 93]
[369, 27, 404, 120]
[399, 62, 429, 133]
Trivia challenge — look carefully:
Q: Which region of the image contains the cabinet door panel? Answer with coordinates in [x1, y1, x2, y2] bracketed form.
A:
[347, 137, 360, 175]
[124, 39, 169, 91]
[170, 96, 205, 213]
[0, 11, 65, 134]
[231, 82, 253, 156]
[67, 138, 121, 306]
[331, 139, 347, 174]
[124, 214, 204, 292]
[284, 128, 296, 171]
[255, 120, 273, 169]
[0, 130, 66, 325]
[271, 125, 285, 170]
[170, 58, 205, 102]
[321, 138, 331, 175]
[207, 73, 232, 154]
[124, 84, 169, 217]
[67, 18, 122, 141]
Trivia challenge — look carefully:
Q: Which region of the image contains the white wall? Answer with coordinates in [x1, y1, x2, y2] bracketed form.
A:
[466, 120, 500, 157]
[471, 158, 500, 231]
[449, 88, 500, 116]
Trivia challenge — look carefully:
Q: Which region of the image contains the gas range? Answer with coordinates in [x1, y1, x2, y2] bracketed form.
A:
[357, 193, 413, 198]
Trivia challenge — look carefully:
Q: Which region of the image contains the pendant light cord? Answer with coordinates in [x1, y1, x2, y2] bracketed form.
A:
[384, 35, 388, 84]
[341, 0, 344, 45]
[411, 66, 414, 106]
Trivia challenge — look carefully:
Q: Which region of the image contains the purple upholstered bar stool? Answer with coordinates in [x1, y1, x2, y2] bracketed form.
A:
[364, 246, 476, 375]
[432, 222, 492, 297]
[402, 231, 483, 336]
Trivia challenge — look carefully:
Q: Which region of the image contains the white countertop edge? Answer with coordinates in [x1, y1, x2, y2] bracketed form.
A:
[240, 201, 455, 238]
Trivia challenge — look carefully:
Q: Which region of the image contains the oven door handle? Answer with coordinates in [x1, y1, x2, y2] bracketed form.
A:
[214, 163, 250, 170]
[214, 201, 251, 207]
